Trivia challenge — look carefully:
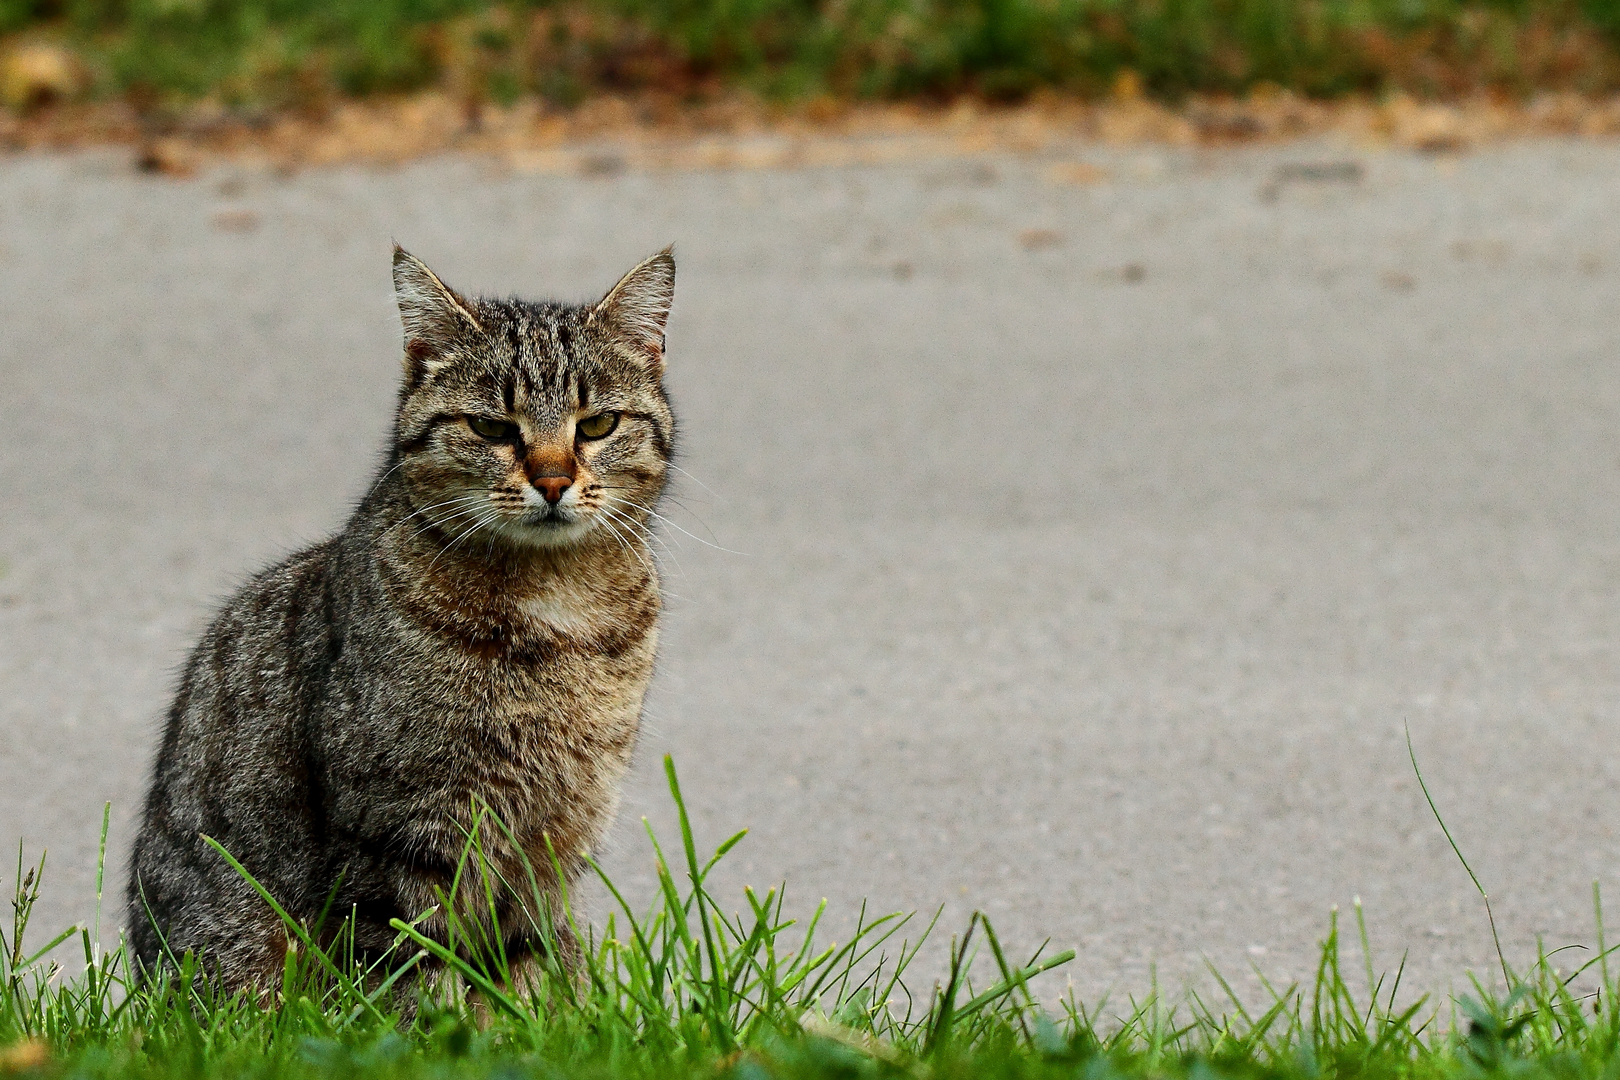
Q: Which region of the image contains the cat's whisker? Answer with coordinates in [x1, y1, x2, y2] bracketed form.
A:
[596, 505, 674, 578]
[643, 500, 729, 549]
[424, 507, 501, 578]
[603, 514, 661, 581]
[405, 495, 503, 566]
[406, 514, 480, 554]
[596, 486, 720, 538]
[399, 493, 492, 537]
[481, 518, 505, 564]
[592, 514, 633, 559]
[594, 503, 660, 557]
[369, 454, 415, 493]
[413, 493, 495, 521]
[401, 490, 489, 518]
[654, 493, 714, 520]
[611, 498, 748, 556]
[404, 499, 493, 549]
[598, 503, 665, 554]
[593, 513, 655, 579]
[666, 463, 725, 503]
[401, 498, 482, 537]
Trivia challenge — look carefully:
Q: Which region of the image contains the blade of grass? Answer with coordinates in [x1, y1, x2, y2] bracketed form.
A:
[1405, 723, 1510, 986]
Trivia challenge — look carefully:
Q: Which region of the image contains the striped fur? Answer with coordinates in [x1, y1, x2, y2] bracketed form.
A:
[127, 247, 677, 998]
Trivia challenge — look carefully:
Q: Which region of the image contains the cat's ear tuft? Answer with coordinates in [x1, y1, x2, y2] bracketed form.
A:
[593, 246, 675, 372]
[392, 245, 481, 382]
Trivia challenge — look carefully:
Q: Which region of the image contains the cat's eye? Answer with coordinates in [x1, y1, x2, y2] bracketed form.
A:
[467, 416, 519, 441]
[576, 412, 619, 440]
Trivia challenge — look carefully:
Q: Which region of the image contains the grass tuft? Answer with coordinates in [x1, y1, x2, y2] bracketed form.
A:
[0, 754, 1618, 1079]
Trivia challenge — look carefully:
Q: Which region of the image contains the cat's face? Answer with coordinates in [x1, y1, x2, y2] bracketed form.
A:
[389, 247, 675, 554]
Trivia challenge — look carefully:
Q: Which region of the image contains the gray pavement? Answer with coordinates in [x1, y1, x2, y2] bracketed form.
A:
[4, 139, 1620, 1009]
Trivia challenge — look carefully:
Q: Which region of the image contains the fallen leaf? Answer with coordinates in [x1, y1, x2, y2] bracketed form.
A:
[1044, 161, 1106, 185]
[577, 152, 626, 177]
[211, 208, 260, 232]
[0, 1040, 49, 1072]
[137, 138, 197, 178]
[1, 43, 80, 112]
[1018, 227, 1063, 250]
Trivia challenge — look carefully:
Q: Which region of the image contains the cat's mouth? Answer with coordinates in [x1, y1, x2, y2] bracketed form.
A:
[508, 505, 594, 547]
[522, 504, 576, 527]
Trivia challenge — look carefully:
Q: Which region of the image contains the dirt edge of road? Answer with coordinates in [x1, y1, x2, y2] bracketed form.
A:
[7, 88, 1620, 177]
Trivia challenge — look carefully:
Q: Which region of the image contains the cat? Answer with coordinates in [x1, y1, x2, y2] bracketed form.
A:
[126, 244, 676, 999]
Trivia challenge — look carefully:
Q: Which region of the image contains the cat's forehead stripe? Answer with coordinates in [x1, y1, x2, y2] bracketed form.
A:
[452, 299, 645, 424]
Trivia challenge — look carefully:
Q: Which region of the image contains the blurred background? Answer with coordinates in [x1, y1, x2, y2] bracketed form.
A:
[6, 0, 1620, 116]
[4, 0, 1620, 1014]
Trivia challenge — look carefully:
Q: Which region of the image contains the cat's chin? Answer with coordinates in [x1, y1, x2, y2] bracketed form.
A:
[501, 514, 595, 550]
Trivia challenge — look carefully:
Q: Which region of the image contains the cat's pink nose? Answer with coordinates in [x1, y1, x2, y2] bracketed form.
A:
[536, 476, 572, 504]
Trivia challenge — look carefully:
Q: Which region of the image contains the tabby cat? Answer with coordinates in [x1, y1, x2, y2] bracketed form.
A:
[127, 245, 676, 996]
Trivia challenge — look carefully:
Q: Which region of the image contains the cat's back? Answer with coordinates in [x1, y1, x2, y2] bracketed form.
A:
[179, 538, 338, 724]
[141, 539, 340, 846]
[128, 537, 348, 975]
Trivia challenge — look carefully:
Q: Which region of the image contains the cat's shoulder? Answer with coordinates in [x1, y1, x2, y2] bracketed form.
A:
[204, 536, 344, 637]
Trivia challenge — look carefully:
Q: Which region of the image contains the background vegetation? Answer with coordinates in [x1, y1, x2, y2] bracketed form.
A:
[0, 0, 1619, 113]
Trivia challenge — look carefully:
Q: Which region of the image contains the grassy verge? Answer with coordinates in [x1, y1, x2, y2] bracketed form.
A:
[3, 756, 1620, 1080]
[4, 0, 1620, 117]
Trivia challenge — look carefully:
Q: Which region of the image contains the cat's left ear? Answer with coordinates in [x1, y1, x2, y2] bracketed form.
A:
[593, 246, 675, 374]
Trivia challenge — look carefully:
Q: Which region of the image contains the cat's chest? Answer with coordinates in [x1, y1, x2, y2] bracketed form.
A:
[344, 555, 658, 774]
[512, 591, 596, 637]
[413, 621, 654, 723]
[399, 583, 657, 709]
[383, 636, 649, 834]
[326, 625, 651, 808]
[424, 562, 652, 652]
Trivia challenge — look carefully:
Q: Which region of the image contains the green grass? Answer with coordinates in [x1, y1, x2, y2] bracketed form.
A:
[3, 0, 1620, 111]
[4, 756, 1620, 1080]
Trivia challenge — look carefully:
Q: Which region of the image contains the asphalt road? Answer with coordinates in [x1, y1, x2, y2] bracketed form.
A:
[4, 138, 1620, 1009]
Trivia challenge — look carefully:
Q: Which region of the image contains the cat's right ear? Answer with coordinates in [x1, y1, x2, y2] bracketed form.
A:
[392, 245, 482, 384]
[592, 246, 675, 375]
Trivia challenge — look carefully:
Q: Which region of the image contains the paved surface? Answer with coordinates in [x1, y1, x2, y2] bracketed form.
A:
[4, 139, 1620, 1009]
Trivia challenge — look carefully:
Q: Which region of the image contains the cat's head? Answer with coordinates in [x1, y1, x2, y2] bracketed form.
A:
[388, 245, 675, 553]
